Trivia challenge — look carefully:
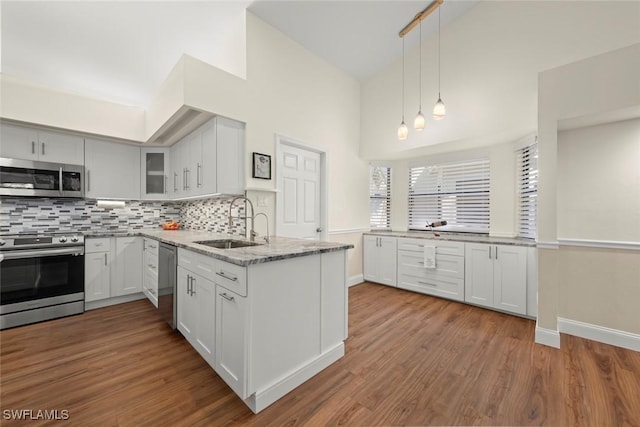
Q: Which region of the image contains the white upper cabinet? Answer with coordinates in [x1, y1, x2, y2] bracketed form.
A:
[141, 148, 170, 200]
[85, 138, 141, 200]
[1, 123, 84, 165]
[169, 116, 244, 199]
[216, 117, 245, 195]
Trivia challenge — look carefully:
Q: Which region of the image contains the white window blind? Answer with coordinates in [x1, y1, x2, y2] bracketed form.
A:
[517, 143, 538, 239]
[369, 165, 391, 229]
[408, 159, 490, 232]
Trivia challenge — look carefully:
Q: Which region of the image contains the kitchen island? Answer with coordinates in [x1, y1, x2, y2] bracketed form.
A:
[137, 230, 353, 413]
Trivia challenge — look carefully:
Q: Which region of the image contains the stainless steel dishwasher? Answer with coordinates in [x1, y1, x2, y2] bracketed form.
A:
[158, 243, 177, 330]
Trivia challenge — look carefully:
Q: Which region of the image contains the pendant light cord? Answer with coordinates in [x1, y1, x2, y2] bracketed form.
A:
[418, 22, 422, 110]
[402, 37, 405, 120]
[437, 8, 441, 97]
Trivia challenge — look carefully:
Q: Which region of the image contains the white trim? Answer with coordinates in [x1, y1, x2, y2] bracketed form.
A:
[85, 293, 146, 310]
[347, 274, 364, 287]
[328, 227, 370, 235]
[245, 187, 278, 193]
[490, 231, 517, 238]
[558, 318, 640, 352]
[535, 325, 561, 348]
[407, 149, 490, 168]
[558, 238, 640, 251]
[245, 342, 344, 413]
[536, 241, 559, 249]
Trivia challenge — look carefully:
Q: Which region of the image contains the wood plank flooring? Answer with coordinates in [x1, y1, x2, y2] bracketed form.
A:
[1, 282, 639, 426]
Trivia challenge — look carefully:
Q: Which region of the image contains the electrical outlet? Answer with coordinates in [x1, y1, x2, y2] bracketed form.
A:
[154, 210, 160, 218]
[258, 196, 268, 207]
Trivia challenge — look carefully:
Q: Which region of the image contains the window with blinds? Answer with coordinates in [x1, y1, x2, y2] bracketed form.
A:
[517, 143, 538, 239]
[369, 165, 391, 229]
[408, 159, 490, 232]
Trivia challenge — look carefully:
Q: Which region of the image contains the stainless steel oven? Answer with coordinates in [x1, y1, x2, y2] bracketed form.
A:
[0, 157, 84, 198]
[0, 234, 85, 329]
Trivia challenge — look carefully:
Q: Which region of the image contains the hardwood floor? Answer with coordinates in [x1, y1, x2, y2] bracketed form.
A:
[2, 282, 639, 426]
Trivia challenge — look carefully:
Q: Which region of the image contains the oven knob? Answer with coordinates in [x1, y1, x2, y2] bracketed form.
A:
[59, 236, 67, 243]
[71, 236, 79, 242]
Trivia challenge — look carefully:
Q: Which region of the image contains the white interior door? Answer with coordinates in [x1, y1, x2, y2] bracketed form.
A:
[276, 141, 323, 240]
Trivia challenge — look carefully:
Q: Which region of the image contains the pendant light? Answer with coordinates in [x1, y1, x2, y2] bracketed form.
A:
[433, 7, 446, 120]
[398, 37, 408, 140]
[414, 20, 425, 131]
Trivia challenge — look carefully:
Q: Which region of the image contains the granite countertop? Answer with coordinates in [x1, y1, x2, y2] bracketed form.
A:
[84, 229, 354, 266]
[364, 230, 536, 247]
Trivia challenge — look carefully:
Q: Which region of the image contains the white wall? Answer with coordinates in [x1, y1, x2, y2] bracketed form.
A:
[537, 43, 640, 339]
[360, 1, 640, 161]
[557, 119, 640, 242]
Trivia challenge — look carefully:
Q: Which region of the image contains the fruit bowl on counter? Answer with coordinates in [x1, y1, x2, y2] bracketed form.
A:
[161, 221, 180, 230]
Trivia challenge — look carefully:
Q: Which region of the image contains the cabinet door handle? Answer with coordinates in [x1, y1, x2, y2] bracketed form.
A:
[220, 292, 234, 302]
[489, 246, 492, 259]
[104, 253, 107, 266]
[197, 163, 202, 187]
[31, 140, 35, 154]
[495, 246, 498, 260]
[187, 275, 191, 295]
[58, 167, 63, 194]
[417, 280, 436, 287]
[216, 271, 237, 281]
[41, 142, 45, 155]
[87, 169, 90, 192]
[164, 175, 167, 194]
[191, 276, 196, 295]
[174, 172, 178, 192]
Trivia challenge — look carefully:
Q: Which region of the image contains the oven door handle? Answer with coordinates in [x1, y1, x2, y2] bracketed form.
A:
[1, 247, 84, 260]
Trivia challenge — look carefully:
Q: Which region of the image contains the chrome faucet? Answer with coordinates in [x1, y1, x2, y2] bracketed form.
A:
[254, 212, 270, 243]
[228, 196, 257, 241]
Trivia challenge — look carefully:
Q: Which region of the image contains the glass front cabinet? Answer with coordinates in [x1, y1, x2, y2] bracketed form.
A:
[141, 148, 170, 200]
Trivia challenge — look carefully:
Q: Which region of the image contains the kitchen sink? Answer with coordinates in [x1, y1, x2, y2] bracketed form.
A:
[194, 239, 263, 249]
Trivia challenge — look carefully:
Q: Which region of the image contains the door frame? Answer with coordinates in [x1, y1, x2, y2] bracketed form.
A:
[274, 134, 328, 241]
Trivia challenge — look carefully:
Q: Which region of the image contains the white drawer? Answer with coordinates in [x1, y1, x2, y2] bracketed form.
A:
[178, 248, 216, 278]
[398, 250, 464, 279]
[85, 237, 111, 253]
[397, 237, 465, 256]
[213, 261, 247, 297]
[397, 272, 464, 302]
[143, 238, 159, 255]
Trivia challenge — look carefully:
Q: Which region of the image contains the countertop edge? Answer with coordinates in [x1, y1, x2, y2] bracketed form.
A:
[364, 231, 536, 247]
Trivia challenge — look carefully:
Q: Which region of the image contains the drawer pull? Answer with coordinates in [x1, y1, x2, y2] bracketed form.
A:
[417, 280, 436, 287]
[220, 292, 235, 302]
[216, 271, 237, 281]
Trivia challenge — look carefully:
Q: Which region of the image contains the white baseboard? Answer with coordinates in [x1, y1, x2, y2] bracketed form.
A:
[347, 274, 364, 287]
[85, 293, 146, 310]
[535, 325, 561, 348]
[246, 342, 345, 413]
[558, 317, 640, 352]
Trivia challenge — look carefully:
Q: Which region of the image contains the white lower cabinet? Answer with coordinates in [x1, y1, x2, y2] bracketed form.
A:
[142, 238, 159, 307]
[464, 243, 527, 315]
[396, 238, 465, 302]
[363, 235, 397, 286]
[176, 247, 348, 414]
[215, 284, 248, 399]
[113, 237, 143, 296]
[85, 237, 143, 303]
[177, 264, 215, 366]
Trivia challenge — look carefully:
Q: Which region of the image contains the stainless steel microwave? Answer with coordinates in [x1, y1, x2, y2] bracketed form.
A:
[0, 157, 84, 198]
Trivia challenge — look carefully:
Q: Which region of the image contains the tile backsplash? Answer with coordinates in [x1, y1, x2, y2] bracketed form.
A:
[0, 197, 246, 235]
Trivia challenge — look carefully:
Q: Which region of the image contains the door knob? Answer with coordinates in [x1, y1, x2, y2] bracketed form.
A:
[316, 227, 322, 233]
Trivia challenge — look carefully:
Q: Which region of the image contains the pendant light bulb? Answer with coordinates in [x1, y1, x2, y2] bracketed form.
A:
[433, 96, 446, 120]
[398, 120, 408, 140]
[433, 7, 446, 121]
[414, 110, 425, 130]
